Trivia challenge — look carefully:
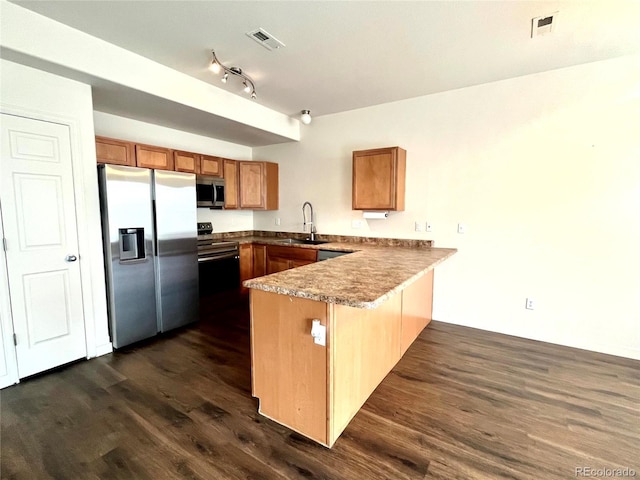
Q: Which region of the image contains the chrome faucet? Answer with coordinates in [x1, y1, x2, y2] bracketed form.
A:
[302, 201, 317, 241]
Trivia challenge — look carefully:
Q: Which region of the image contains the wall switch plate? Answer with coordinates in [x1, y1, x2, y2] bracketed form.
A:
[426, 222, 433, 232]
[414, 221, 424, 232]
[525, 298, 535, 310]
[457, 223, 466, 234]
[351, 219, 363, 229]
[275, 217, 281, 226]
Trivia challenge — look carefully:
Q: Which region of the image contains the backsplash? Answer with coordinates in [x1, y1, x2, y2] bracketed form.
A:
[205, 230, 434, 248]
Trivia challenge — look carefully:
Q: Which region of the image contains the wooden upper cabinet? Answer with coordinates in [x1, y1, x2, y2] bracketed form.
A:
[239, 161, 279, 210]
[95, 136, 135, 166]
[136, 143, 174, 171]
[173, 150, 199, 173]
[223, 159, 239, 209]
[200, 155, 223, 177]
[352, 146, 406, 211]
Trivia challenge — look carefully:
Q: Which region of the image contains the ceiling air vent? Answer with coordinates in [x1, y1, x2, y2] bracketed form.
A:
[531, 12, 558, 38]
[246, 28, 286, 51]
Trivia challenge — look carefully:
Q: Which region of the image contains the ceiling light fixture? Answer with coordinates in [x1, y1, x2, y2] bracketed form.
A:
[209, 50, 256, 99]
[300, 110, 312, 125]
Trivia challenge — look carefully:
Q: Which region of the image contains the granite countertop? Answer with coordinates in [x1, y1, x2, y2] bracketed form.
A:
[240, 237, 456, 308]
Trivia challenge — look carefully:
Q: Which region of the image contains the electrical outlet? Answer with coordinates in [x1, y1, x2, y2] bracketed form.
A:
[274, 217, 281, 226]
[426, 222, 433, 232]
[351, 220, 363, 229]
[457, 223, 466, 234]
[414, 221, 424, 232]
[525, 298, 535, 310]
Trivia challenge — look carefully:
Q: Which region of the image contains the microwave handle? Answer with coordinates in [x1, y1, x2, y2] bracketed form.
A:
[213, 184, 218, 205]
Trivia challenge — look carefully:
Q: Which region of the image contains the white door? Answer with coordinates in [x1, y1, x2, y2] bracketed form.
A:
[0, 113, 87, 378]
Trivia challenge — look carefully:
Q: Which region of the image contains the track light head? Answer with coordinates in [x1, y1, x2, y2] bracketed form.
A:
[209, 50, 257, 100]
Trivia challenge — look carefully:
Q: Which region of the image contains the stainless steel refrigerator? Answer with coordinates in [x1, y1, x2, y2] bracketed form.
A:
[98, 164, 198, 348]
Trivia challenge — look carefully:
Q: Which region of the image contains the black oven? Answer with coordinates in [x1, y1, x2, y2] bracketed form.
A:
[197, 240, 240, 297]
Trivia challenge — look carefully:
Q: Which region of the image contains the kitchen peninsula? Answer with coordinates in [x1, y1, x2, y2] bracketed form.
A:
[243, 240, 456, 447]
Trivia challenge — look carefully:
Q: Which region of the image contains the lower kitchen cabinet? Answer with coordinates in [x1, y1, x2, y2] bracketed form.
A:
[266, 245, 317, 274]
[239, 244, 268, 293]
[253, 244, 266, 277]
[239, 244, 253, 293]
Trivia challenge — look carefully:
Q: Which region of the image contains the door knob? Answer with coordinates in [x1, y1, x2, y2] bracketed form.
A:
[65, 255, 78, 262]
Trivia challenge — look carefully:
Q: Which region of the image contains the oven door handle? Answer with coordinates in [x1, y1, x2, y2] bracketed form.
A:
[198, 253, 240, 263]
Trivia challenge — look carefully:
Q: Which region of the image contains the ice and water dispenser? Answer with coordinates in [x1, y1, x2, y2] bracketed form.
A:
[118, 228, 145, 261]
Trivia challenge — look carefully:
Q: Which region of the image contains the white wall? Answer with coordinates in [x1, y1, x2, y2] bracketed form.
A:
[253, 55, 640, 360]
[0, 59, 111, 360]
[94, 111, 254, 232]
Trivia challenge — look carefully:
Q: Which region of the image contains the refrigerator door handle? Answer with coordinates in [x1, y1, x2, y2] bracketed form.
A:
[152, 198, 158, 257]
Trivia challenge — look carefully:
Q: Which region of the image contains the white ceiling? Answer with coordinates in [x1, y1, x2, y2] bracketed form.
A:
[11, 0, 640, 121]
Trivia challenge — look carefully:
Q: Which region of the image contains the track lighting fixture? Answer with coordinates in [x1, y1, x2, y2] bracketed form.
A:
[209, 50, 257, 99]
[300, 110, 312, 125]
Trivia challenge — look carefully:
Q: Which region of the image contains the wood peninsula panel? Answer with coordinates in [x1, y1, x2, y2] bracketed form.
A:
[251, 290, 329, 445]
[223, 159, 239, 209]
[173, 150, 198, 173]
[95, 136, 135, 166]
[400, 271, 434, 355]
[200, 155, 223, 177]
[329, 294, 402, 445]
[352, 146, 406, 211]
[136, 143, 174, 171]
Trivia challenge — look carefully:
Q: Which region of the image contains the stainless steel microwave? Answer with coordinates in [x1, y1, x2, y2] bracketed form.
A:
[196, 176, 225, 209]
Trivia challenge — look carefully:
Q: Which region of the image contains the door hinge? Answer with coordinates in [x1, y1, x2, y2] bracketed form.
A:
[13, 333, 17, 346]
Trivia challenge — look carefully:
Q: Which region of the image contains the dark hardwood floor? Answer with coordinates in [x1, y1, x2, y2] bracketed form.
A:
[2, 292, 639, 479]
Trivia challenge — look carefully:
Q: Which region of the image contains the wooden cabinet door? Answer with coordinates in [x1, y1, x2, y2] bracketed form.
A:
[239, 161, 265, 209]
[223, 159, 239, 209]
[200, 155, 223, 177]
[136, 143, 174, 171]
[266, 245, 316, 274]
[266, 256, 290, 275]
[95, 136, 135, 166]
[239, 244, 253, 293]
[174, 150, 198, 173]
[290, 259, 315, 269]
[253, 244, 266, 278]
[352, 147, 405, 211]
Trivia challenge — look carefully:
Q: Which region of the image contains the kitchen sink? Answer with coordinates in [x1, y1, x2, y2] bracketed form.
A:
[277, 238, 329, 245]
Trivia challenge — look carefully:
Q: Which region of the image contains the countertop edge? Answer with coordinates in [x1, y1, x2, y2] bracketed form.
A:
[244, 247, 457, 308]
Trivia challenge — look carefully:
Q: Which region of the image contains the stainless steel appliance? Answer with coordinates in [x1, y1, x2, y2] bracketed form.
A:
[197, 223, 240, 296]
[317, 249, 351, 261]
[98, 164, 199, 348]
[196, 175, 225, 209]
